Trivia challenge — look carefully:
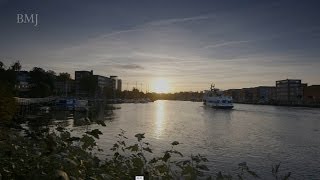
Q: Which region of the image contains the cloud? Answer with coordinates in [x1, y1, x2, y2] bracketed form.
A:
[86, 14, 213, 41]
[145, 15, 212, 26]
[203, 40, 252, 49]
[114, 63, 144, 70]
[99, 29, 144, 39]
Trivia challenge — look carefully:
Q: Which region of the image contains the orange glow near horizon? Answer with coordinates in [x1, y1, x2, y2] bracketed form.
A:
[152, 78, 171, 93]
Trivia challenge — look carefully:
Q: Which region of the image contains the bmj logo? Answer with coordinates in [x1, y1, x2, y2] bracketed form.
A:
[17, 14, 38, 27]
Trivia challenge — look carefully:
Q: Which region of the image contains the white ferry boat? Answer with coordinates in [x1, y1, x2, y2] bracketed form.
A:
[203, 84, 234, 109]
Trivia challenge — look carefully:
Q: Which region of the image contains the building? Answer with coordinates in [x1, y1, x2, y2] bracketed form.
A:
[117, 79, 122, 91]
[252, 86, 276, 104]
[75, 70, 93, 97]
[109, 76, 118, 91]
[224, 89, 241, 102]
[303, 85, 320, 104]
[15, 71, 32, 97]
[243, 88, 255, 103]
[224, 86, 276, 104]
[276, 79, 304, 104]
[93, 75, 110, 97]
[94, 75, 109, 89]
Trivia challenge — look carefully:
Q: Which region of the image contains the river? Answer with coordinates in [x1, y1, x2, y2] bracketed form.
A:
[49, 100, 320, 179]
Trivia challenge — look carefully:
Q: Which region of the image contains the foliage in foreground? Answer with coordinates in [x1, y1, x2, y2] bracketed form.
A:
[0, 85, 17, 124]
[0, 125, 291, 180]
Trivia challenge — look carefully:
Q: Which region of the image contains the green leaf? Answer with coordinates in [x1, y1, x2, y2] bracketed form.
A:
[182, 165, 193, 175]
[155, 164, 167, 173]
[197, 164, 209, 171]
[96, 120, 106, 127]
[134, 133, 145, 141]
[66, 137, 81, 142]
[85, 129, 103, 139]
[171, 141, 179, 146]
[171, 150, 183, 157]
[149, 158, 159, 164]
[60, 131, 71, 140]
[126, 144, 139, 152]
[247, 170, 259, 178]
[191, 155, 201, 163]
[142, 147, 152, 153]
[64, 158, 78, 166]
[80, 134, 96, 149]
[132, 157, 144, 169]
[56, 126, 64, 132]
[162, 152, 171, 162]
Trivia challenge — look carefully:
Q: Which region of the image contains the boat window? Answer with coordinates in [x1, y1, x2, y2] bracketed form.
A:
[222, 100, 226, 103]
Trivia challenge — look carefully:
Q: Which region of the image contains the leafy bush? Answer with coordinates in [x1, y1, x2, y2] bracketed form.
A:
[0, 85, 17, 124]
[0, 125, 291, 179]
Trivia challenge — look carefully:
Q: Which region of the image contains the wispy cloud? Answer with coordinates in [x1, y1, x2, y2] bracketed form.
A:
[203, 40, 252, 49]
[145, 15, 213, 26]
[88, 14, 213, 41]
[114, 63, 144, 70]
[99, 29, 144, 39]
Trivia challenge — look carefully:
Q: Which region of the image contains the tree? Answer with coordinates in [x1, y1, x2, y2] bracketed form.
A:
[57, 72, 71, 81]
[0, 85, 17, 124]
[11, 61, 21, 71]
[0, 61, 3, 69]
[47, 70, 56, 76]
[29, 67, 55, 97]
[0, 61, 17, 91]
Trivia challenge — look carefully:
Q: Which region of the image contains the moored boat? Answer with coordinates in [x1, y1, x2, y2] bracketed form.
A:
[55, 98, 88, 111]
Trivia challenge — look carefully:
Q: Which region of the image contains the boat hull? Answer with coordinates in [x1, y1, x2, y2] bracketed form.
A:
[204, 103, 233, 109]
[210, 105, 233, 109]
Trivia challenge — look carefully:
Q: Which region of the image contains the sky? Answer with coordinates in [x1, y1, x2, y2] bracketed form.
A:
[0, 0, 320, 92]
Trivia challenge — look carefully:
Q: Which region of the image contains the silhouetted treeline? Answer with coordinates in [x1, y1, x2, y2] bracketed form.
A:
[146, 91, 204, 101]
[0, 61, 20, 123]
[119, 88, 204, 101]
[0, 61, 72, 98]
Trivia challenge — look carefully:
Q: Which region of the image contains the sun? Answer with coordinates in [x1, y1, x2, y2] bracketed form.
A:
[152, 78, 170, 93]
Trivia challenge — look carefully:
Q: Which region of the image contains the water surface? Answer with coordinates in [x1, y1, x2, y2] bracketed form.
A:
[53, 100, 320, 179]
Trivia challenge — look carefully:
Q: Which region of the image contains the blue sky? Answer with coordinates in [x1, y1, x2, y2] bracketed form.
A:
[1, 0, 320, 92]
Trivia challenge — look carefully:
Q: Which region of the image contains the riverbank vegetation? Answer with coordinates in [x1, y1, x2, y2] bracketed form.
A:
[0, 123, 292, 179]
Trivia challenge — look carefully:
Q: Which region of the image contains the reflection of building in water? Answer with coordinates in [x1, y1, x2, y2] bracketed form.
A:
[73, 103, 115, 127]
[54, 80, 75, 96]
